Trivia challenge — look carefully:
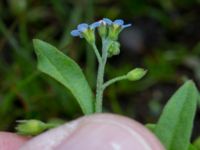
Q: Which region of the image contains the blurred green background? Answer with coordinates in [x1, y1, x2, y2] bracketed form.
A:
[0, 0, 200, 138]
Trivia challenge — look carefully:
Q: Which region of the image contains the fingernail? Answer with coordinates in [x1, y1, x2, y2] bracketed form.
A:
[57, 114, 164, 150]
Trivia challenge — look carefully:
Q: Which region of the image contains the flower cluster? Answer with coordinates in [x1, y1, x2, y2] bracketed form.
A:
[71, 18, 131, 57]
[71, 18, 131, 43]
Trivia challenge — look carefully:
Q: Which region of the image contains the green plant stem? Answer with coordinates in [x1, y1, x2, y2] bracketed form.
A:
[103, 75, 127, 90]
[95, 40, 108, 113]
[92, 43, 101, 64]
[95, 62, 104, 112]
[45, 123, 60, 129]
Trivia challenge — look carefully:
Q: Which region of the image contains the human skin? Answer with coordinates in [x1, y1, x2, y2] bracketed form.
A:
[0, 114, 165, 150]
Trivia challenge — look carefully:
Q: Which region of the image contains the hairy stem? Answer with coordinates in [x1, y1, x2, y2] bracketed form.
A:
[95, 40, 108, 112]
[103, 75, 127, 90]
[92, 43, 101, 64]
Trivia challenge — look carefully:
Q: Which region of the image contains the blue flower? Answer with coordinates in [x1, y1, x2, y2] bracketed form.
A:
[113, 19, 132, 29]
[102, 19, 132, 40]
[77, 23, 89, 32]
[90, 22, 101, 29]
[71, 22, 101, 44]
[71, 22, 100, 38]
[71, 23, 88, 38]
[102, 18, 112, 25]
[71, 30, 82, 38]
[99, 18, 132, 29]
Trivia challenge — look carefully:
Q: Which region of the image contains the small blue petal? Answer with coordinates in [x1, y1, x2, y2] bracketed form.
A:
[71, 30, 80, 37]
[122, 24, 132, 29]
[78, 23, 89, 32]
[114, 19, 124, 26]
[90, 22, 100, 29]
[103, 18, 113, 25]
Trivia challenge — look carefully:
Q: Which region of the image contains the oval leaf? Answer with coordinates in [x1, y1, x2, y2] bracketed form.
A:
[33, 39, 94, 114]
[154, 81, 198, 150]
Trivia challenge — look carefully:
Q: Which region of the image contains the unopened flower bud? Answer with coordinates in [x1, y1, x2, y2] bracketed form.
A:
[126, 68, 147, 81]
[107, 41, 120, 57]
[15, 119, 48, 136]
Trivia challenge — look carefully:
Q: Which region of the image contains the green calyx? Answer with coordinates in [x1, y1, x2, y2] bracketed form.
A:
[82, 29, 95, 44]
[16, 119, 49, 136]
[98, 23, 107, 39]
[126, 68, 147, 81]
[98, 22, 122, 41]
[108, 24, 122, 41]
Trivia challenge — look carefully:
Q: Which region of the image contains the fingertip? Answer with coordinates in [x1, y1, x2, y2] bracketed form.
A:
[57, 114, 165, 150]
[19, 114, 165, 150]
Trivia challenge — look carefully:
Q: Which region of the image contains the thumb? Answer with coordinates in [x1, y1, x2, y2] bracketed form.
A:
[0, 132, 28, 150]
[20, 113, 165, 150]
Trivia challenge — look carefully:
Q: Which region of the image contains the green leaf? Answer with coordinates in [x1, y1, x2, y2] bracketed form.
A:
[145, 123, 156, 132]
[33, 39, 94, 114]
[188, 144, 198, 150]
[154, 81, 198, 150]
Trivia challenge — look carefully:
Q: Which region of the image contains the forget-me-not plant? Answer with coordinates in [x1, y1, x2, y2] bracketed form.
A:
[16, 18, 146, 135]
[71, 18, 146, 112]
